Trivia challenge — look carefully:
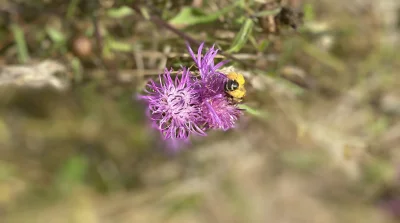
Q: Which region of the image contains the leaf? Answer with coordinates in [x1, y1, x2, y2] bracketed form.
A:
[66, 0, 80, 19]
[107, 6, 134, 18]
[70, 57, 83, 82]
[252, 7, 281, 17]
[258, 39, 270, 52]
[239, 104, 268, 120]
[363, 159, 394, 185]
[46, 27, 66, 44]
[169, 5, 236, 26]
[11, 24, 29, 63]
[108, 39, 133, 52]
[226, 18, 254, 53]
[303, 3, 315, 22]
[55, 155, 88, 193]
[301, 39, 347, 73]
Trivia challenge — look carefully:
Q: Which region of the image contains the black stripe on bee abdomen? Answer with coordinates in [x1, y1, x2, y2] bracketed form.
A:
[225, 79, 239, 92]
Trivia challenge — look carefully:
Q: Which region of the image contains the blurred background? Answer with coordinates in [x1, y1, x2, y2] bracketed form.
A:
[0, 0, 400, 222]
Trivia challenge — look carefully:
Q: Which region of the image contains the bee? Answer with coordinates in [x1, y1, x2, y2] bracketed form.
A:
[224, 72, 246, 103]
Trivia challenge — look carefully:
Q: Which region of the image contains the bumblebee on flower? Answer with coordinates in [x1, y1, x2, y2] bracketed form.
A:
[138, 42, 246, 150]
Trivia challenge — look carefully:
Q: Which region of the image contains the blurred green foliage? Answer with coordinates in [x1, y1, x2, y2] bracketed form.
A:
[0, 0, 400, 222]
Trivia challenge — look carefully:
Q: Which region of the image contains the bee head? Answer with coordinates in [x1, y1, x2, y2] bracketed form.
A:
[225, 79, 239, 91]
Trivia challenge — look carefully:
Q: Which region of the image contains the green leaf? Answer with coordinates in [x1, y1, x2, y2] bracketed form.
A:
[71, 57, 83, 82]
[258, 39, 270, 52]
[46, 27, 66, 44]
[66, 0, 80, 19]
[303, 3, 315, 22]
[140, 6, 151, 20]
[226, 18, 254, 53]
[301, 39, 347, 73]
[55, 155, 88, 193]
[108, 39, 133, 52]
[363, 159, 394, 185]
[107, 6, 134, 19]
[252, 7, 281, 17]
[11, 24, 29, 63]
[239, 104, 268, 120]
[169, 5, 236, 26]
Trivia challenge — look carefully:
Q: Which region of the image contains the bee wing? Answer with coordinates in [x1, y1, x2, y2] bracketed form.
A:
[218, 66, 236, 74]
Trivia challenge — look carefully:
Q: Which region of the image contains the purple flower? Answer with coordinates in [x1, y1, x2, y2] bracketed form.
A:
[138, 42, 245, 150]
[139, 67, 206, 140]
[202, 94, 243, 130]
[187, 42, 229, 80]
[186, 42, 243, 131]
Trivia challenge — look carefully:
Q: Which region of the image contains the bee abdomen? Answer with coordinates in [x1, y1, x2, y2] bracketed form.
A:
[225, 79, 239, 92]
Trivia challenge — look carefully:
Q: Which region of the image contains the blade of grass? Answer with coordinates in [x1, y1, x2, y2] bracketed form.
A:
[108, 39, 133, 52]
[46, 27, 67, 53]
[169, 3, 238, 26]
[252, 7, 281, 17]
[10, 24, 29, 63]
[55, 155, 88, 194]
[239, 104, 269, 120]
[46, 27, 66, 44]
[107, 6, 134, 19]
[226, 18, 254, 53]
[131, 4, 309, 90]
[67, 0, 81, 20]
[300, 38, 347, 73]
[303, 3, 315, 22]
[71, 57, 83, 83]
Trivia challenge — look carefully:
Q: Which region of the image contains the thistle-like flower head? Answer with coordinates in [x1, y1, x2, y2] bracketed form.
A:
[138, 42, 245, 150]
[186, 42, 243, 131]
[139, 67, 206, 140]
[187, 42, 229, 80]
[201, 94, 243, 130]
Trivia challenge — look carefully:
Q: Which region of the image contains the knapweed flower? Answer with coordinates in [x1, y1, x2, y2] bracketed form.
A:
[138, 67, 206, 141]
[187, 42, 229, 82]
[186, 42, 243, 131]
[138, 42, 244, 149]
[201, 94, 242, 130]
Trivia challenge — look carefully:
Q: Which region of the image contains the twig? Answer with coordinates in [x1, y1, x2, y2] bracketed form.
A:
[92, 12, 105, 66]
[130, 3, 311, 89]
[138, 51, 262, 60]
[130, 4, 247, 66]
[92, 21, 102, 56]
[91, 1, 118, 79]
